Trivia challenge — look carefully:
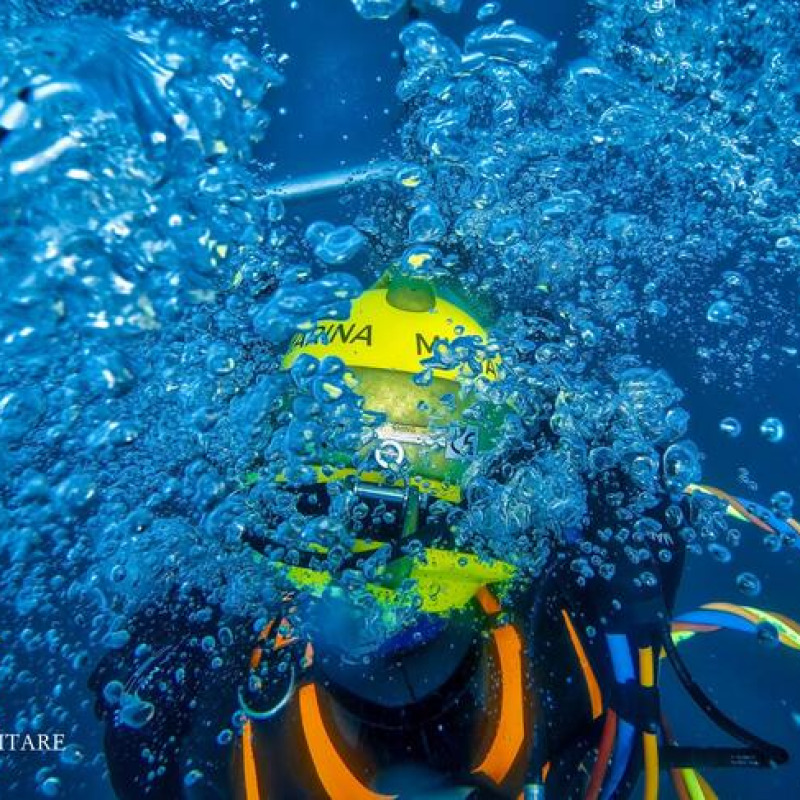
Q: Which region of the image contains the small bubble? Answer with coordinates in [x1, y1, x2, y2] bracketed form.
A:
[408, 202, 446, 243]
[184, 770, 204, 787]
[662, 441, 701, 492]
[736, 572, 761, 597]
[639, 571, 658, 588]
[120, 697, 155, 729]
[706, 299, 733, 324]
[708, 543, 731, 563]
[217, 729, 234, 746]
[110, 565, 127, 583]
[102, 680, 124, 706]
[267, 198, 285, 222]
[308, 223, 365, 265]
[770, 490, 794, 517]
[206, 344, 237, 376]
[41, 777, 61, 797]
[476, 1, 500, 21]
[59, 744, 85, 766]
[395, 165, 426, 189]
[644, 0, 675, 12]
[599, 563, 615, 580]
[756, 621, 779, 648]
[102, 630, 131, 650]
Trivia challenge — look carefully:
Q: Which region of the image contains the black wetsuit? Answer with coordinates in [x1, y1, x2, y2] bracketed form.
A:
[90, 478, 687, 800]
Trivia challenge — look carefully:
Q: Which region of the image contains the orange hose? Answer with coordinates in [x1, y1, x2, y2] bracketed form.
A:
[584, 708, 617, 800]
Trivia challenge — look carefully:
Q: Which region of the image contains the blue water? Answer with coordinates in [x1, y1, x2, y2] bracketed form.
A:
[1, 0, 799, 797]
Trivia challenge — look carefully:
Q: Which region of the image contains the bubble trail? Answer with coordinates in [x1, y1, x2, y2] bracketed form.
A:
[263, 161, 404, 202]
[1, 0, 800, 796]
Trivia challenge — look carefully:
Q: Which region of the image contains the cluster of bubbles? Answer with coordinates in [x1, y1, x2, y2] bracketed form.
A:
[0, 10, 291, 796]
[0, 0, 289, 54]
[380, 0, 800, 389]
[351, 0, 463, 21]
[1, 0, 798, 796]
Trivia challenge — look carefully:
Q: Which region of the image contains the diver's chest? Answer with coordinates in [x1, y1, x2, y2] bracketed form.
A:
[229, 598, 534, 799]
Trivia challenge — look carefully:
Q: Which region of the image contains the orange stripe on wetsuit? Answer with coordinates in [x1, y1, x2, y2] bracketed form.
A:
[236, 677, 389, 800]
[240, 590, 530, 798]
[240, 720, 264, 800]
[472, 588, 531, 788]
[560, 609, 603, 720]
[298, 683, 396, 800]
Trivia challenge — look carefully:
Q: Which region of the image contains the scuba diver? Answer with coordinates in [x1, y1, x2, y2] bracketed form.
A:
[91, 271, 798, 800]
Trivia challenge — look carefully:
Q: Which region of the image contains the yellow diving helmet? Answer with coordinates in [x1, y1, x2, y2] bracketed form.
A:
[268, 271, 515, 615]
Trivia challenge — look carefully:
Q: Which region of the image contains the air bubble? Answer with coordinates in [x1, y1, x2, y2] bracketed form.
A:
[408, 202, 446, 242]
[314, 225, 365, 265]
[662, 442, 701, 492]
[708, 543, 732, 563]
[119, 696, 156, 729]
[771, 491, 794, 517]
[719, 417, 742, 438]
[0, 389, 45, 442]
[184, 769, 204, 787]
[217, 729, 234, 746]
[206, 344, 237, 376]
[706, 299, 733, 324]
[760, 417, 785, 443]
[59, 744, 85, 766]
[350, 0, 406, 20]
[41, 777, 62, 797]
[756, 622, 779, 648]
[736, 572, 761, 597]
[476, 2, 500, 20]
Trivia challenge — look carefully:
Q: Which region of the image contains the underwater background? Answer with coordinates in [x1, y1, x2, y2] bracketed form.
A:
[1, 0, 800, 797]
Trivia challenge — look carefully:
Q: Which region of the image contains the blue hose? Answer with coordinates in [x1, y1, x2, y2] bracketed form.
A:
[601, 634, 636, 800]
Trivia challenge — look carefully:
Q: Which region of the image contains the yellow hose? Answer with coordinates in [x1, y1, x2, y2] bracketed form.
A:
[681, 769, 708, 800]
[639, 647, 659, 800]
[642, 732, 659, 800]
